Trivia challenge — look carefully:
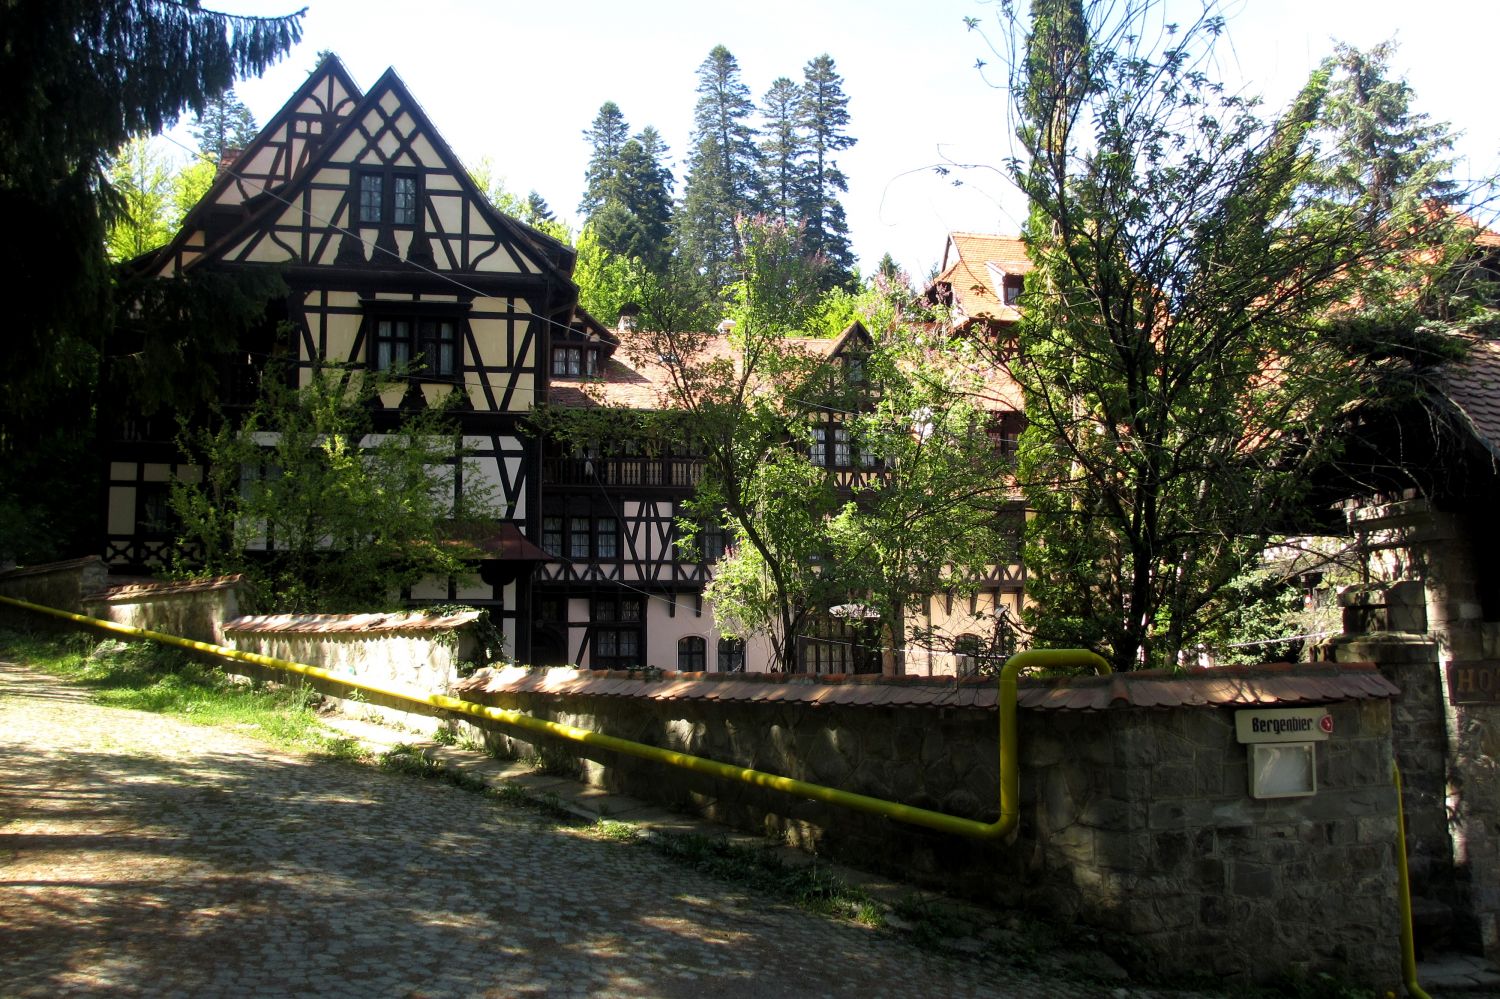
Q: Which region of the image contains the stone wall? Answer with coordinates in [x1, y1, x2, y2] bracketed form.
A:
[82, 575, 252, 646]
[224, 611, 486, 735]
[1449, 696, 1500, 955]
[1319, 495, 1500, 958]
[0, 556, 110, 620]
[455, 665, 1402, 988]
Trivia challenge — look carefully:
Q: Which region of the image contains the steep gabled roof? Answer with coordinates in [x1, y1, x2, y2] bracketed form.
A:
[154, 60, 575, 300]
[147, 54, 364, 277]
[927, 232, 1032, 326]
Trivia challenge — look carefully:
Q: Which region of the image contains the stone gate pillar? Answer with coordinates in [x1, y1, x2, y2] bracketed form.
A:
[1317, 496, 1500, 957]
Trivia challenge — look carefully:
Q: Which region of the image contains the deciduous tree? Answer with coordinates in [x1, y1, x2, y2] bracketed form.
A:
[991, 0, 1492, 670]
[171, 364, 496, 613]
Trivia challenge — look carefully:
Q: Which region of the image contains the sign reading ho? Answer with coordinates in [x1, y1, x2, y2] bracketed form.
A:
[1447, 661, 1500, 705]
[1235, 707, 1333, 744]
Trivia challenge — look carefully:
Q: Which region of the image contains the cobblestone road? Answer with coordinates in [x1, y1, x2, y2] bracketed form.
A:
[0, 659, 1198, 998]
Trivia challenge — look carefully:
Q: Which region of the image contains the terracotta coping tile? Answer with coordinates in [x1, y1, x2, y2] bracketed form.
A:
[89, 573, 248, 602]
[452, 661, 1398, 711]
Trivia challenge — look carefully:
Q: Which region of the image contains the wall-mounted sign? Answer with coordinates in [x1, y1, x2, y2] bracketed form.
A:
[1447, 661, 1500, 705]
[1235, 708, 1333, 744]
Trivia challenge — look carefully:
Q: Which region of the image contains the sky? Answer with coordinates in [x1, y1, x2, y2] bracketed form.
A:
[173, 0, 1500, 283]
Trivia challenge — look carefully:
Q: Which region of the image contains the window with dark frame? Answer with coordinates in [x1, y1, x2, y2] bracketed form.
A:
[358, 174, 383, 224]
[591, 595, 644, 669]
[717, 637, 745, 673]
[810, 427, 827, 466]
[833, 426, 851, 467]
[596, 517, 618, 559]
[569, 517, 590, 559]
[551, 345, 598, 377]
[954, 634, 982, 677]
[392, 175, 418, 225]
[355, 168, 419, 227]
[541, 517, 563, 555]
[678, 636, 706, 671]
[371, 316, 458, 379]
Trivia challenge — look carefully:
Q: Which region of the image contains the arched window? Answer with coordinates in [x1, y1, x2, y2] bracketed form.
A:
[677, 636, 706, 671]
[717, 637, 745, 673]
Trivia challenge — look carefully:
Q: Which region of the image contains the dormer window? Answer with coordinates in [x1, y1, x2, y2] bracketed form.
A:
[1003, 276, 1022, 306]
[355, 169, 419, 227]
[846, 355, 866, 384]
[552, 346, 598, 377]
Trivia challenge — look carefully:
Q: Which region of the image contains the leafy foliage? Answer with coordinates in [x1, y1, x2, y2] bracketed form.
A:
[0, 0, 304, 562]
[993, 0, 1495, 670]
[170, 363, 498, 613]
[106, 138, 176, 262]
[566, 217, 1018, 672]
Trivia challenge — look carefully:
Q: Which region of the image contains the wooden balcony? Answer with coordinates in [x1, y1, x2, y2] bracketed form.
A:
[542, 456, 704, 490]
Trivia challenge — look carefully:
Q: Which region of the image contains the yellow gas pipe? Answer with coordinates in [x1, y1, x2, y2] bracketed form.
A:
[0, 594, 1106, 839]
[1393, 764, 1432, 999]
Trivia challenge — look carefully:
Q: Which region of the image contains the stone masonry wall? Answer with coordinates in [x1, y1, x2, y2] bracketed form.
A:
[1321, 496, 1500, 958]
[82, 576, 252, 646]
[457, 671, 1400, 987]
[224, 613, 483, 736]
[0, 556, 110, 619]
[1450, 697, 1500, 955]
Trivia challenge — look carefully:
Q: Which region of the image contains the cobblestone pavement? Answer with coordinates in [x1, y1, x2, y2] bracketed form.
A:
[0, 660, 1216, 998]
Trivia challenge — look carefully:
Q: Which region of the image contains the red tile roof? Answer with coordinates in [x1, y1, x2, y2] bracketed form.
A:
[548, 329, 841, 410]
[548, 323, 1026, 415]
[1436, 338, 1500, 457]
[454, 660, 1397, 712]
[928, 232, 1032, 326]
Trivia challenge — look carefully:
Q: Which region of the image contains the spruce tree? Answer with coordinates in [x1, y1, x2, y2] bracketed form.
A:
[579, 101, 630, 216]
[796, 54, 857, 286]
[0, 0, 304, 561]
[759, 77, 808, 227]
[679, 45, 761, 297]
[1313, 41, 1458, 228]
[613, 129, 675, 272]
[524, 191, 557, 223]
[190, 89, 259, 160]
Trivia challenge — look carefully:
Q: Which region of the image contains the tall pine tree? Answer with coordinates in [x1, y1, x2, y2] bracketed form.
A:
[190, 88, 259, 160]
[1313, 41, 1457, 228]
[613, 128, 676, 272]
[796, 54, 857, 286]
[579, 101, 630, 216]
[679, 45, 761, 297]
[759, 77, 807, 227]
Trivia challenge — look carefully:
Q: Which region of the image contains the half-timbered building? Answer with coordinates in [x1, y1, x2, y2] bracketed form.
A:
[101, 56, 1031, 675]
[541, 315, 1027, 677]
[103, 55, 575, 661]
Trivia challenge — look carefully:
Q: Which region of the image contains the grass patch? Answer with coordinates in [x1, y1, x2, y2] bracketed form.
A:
[0, 627, 365, 761]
